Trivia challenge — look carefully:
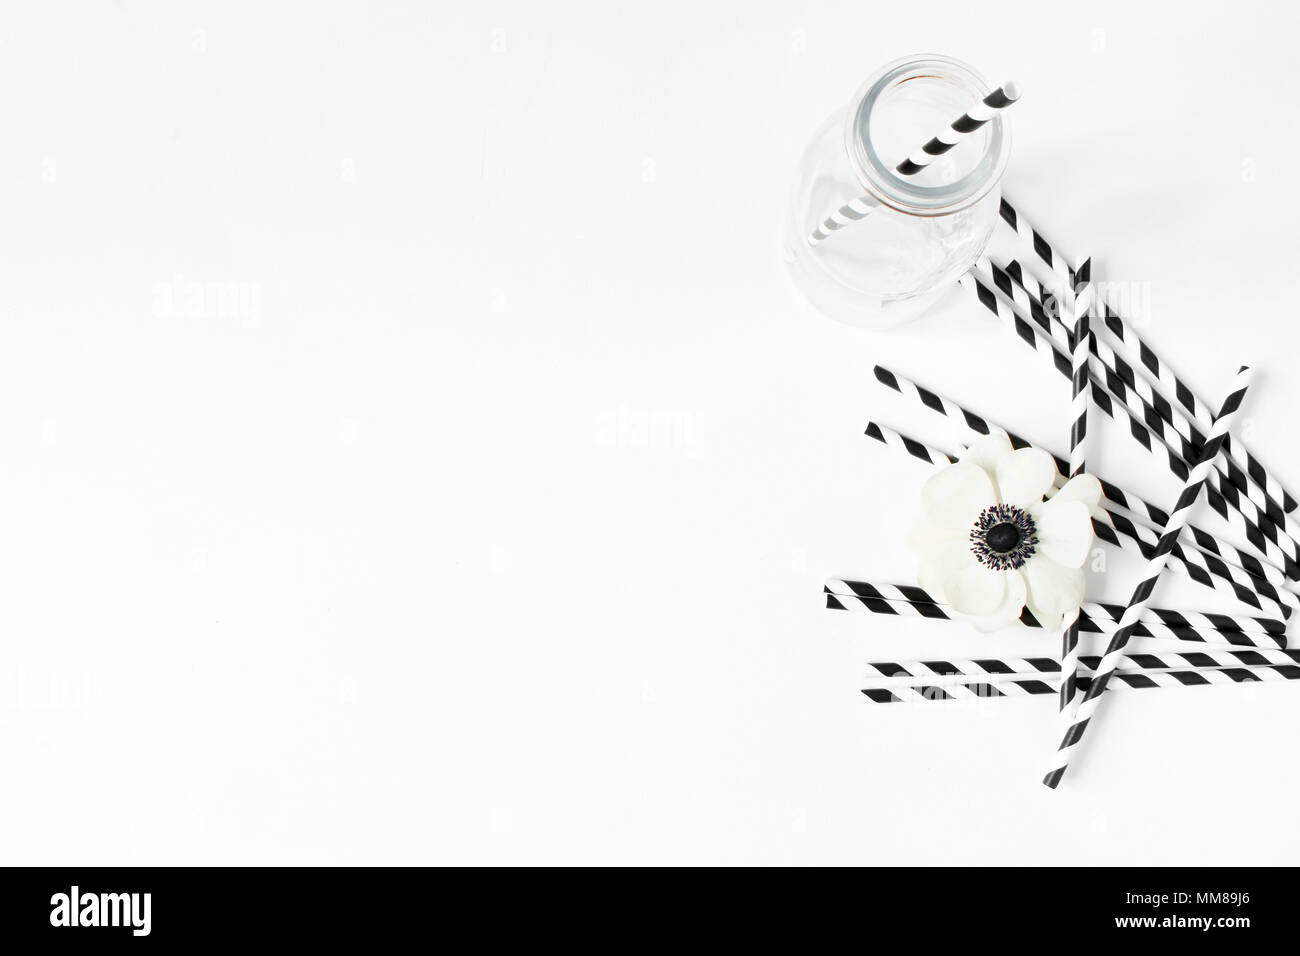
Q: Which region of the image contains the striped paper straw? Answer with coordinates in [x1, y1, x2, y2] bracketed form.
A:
[974, 260, 1300, 572]
[1060, 257, 1094, 710]
[862, 420, 1290, 618]
[863, 664, 1300, 704]
[988, 255, 1300, 556]
[827, 581, 1286, 637]
[863, 420, 1294, 619]
[827, 593, 1287, 649]
[997, 197, 1297, 516]
[825, 588, 1286, 649]
[959, 267, 1186, 475]
[809, 196, 878, 245]
[824, 583, 1286, 646]
[959, 268, 1300, 574]
[999, 199, 1214, 421]
[982, 257, 1206, 465]
[972, 257, 1197, 467]
[894, 81, 1022, 176]
[872, 366, 1213, 553]
[865, 649, 1300, 681]
[992, 258, 1207, 458]
[1044, 367, 1255, 789]
[872, 363, 1295, 586]
[807, 80, 1020, 245]
[1091, 500, 1298, 617]
[1065, 259, 1093, 478]
[1095, 486, 1292, 592]
[863, 420, 954, 467]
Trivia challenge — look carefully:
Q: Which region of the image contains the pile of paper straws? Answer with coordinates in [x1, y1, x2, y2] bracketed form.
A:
[817, 80, 1299, 787]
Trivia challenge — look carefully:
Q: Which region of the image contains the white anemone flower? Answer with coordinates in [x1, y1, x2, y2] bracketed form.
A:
[910, 433, 1101, 632]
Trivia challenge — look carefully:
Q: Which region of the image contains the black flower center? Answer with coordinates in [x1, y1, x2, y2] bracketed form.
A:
[984, 522, 1022, 554]
[969, 504, 1038, 571]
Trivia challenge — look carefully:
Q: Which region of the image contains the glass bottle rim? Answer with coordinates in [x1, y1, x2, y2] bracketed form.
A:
[844, 53, 1012, 217]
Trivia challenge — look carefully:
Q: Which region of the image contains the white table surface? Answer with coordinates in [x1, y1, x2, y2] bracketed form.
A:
[2, 1, 1298, 864]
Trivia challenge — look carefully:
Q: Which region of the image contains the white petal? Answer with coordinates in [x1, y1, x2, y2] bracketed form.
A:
[1020, 557, 1085, 622]
[908, 514, 955, 556]
[970, 611, 1021, 633]
[1022, 572, 1065, 630]
[920, 462, 997, 534]
[966, 570, 1028, 632]
[1053, 473, 1102, 509]
[947, 563, 1008, 617]
[916, 538, 975, 603]
[1025, 604, 1065, 632]
[1032, 498, 1095, 568]
[959, 433, 1014, 473]
[995, 447, 1059, 509]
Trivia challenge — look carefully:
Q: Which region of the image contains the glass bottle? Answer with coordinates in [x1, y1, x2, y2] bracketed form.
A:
[784, 54, 1012, 328]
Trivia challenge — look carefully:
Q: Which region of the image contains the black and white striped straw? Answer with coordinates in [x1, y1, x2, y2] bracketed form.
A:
[824, 584, 1286, 648]
[863, 417, 1295, 619]
[825, 581, 1286, 641]
[1067, 260, 1093, 478]
[808, 196, 879, 245]
[862, 420, 1292, 618]
[992, 258, 1209, 461]
[959, 268, 1300, 575]
[808, 80, 1020, 245]
[971, 258, 1200, 470]
[872, 364, 1295, 586]
[977, 260, 1300, 573]
[958, 268, 1186, 478]
[1044, 367, 1255, 789]
[998, 197, 1297, 517]
[827, 581, 1288, 637]
[998, 200, 1204, 430]
[1094, 505, 1296, 617]
[864, 649, 1300, 682]
[863, 420, 955, 467]
[988, 255, 1300, 561]
[983, 254, 1210, 469]
[1060, 257, 1094, 710]
[863, 664, 1300, 704]
[894, 81, 1022, 176]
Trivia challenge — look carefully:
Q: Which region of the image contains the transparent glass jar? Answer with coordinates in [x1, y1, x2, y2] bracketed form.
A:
[783, 54, 1011, 328]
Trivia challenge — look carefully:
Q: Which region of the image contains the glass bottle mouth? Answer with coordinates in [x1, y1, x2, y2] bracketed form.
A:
[844, 53, 1011, 217]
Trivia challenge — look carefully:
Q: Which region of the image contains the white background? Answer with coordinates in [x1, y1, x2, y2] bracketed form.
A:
[2, 1, 1299, 865]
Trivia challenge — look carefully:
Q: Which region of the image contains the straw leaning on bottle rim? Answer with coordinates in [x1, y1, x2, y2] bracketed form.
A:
[807, 80, 1020, 245]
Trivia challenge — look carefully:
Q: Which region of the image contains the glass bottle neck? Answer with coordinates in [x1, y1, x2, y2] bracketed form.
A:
[844, 54, 1011, 217]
